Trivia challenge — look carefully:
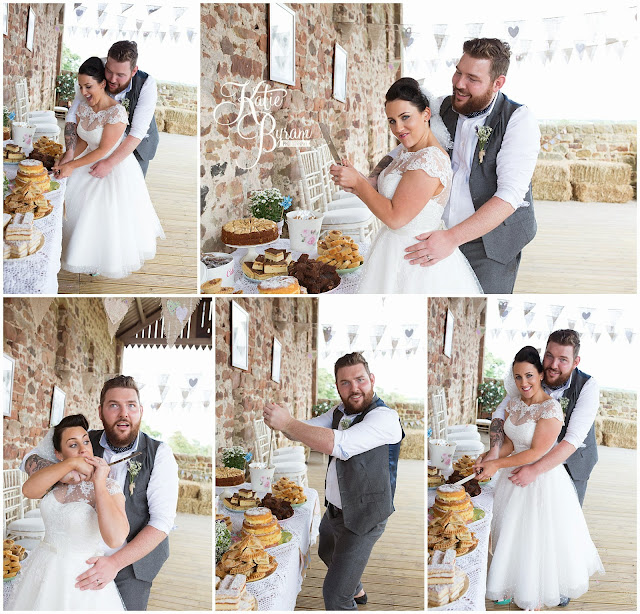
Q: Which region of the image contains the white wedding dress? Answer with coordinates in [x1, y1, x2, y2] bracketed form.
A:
[486, 398, 604, 609]
[6, 480, 125, 611]
[358, 146, 482, 293]
[61, 101, 164, 278]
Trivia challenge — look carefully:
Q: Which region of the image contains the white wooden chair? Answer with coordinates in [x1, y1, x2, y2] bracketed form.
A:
[15, 78, 61, 141]
[3, 469, 45, 541]
[430, 388, 448, 440]
[296, 148, 376, 244]
[317, 144, 368, 210]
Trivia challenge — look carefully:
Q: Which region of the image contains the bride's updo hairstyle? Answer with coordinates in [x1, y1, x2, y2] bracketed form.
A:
[512, 346, 543, 373]
[78, 56, 106, 84]
[385, 77, 429, 113]
[53, 414, 90, 452]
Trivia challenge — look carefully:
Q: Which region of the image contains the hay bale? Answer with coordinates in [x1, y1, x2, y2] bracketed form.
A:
[179, 479, 201, 499]
[595, 417, 637, 449]
[533, 160, 571, 182]
[399, 429, 424, 460]
[570, 161, 631, 184]
[532, 180, 573, 201]
[572, 182, 634, 203]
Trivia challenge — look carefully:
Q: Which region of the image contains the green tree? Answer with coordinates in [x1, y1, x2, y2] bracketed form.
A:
[141, 420, 162, 439]
[483, 350, 507, 379]
[317, 367, 339, 400]
[61, 45, 81, 72]
[168, 431, 212, 456]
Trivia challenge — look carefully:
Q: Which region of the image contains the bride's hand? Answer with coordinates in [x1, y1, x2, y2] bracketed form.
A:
[329, 159, 362, 191]
[52, 163, 73, 179]
[404, 229, 458, 266]
[84, 456, 110, 484]
[473, 459, 500, 479]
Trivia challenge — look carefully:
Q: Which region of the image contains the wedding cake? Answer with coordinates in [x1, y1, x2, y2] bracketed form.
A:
[432, 484, 474, 523]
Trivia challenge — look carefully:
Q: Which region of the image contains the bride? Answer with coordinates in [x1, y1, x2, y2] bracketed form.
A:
[330, 77, 482, 294]
[52, 56, 164, 279]
[474, 346, 604, 610]
[6, 414, 128, 611]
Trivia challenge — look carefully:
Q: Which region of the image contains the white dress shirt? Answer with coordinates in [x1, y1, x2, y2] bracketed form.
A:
[444, 94, 540, 228]
[304, 403, 402, 509]
[67, 59, 158, 142]
[493, 373, 600, 452]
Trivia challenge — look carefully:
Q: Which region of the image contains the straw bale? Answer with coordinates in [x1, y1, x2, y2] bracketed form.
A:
[569, 161, 631, 184]
[572, 182, 634, 203]
[532, 180, 572, 202]
[399, 429, 424, 460]
[179, 480, 201, 499]
[595, 417, 636, 449]
[177, 499, 213, 515]
[533, 160, 571, 182]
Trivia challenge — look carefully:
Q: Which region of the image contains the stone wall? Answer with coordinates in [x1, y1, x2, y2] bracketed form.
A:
[3, 298, 120, 469]
[156, 81, 197, 136]
[200, 3, 402, 252]
[175, 453, 213, 481]
[598, 388, 636, 421]
[428, 298, 486, 427]
[3, 3, 64, 114]
[157, 81, 197, 110]
[215, 297, 318, 461]
[534, 121, 637, 201]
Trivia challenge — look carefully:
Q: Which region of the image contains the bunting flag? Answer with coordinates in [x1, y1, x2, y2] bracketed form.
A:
[173, 6, 187, 21]
[121, 3, 134, 13]
[29, 298, 55, 328]
[161, 297, 200, 347]
[147, 5, 161, 15]
[103, 297, 132, 339]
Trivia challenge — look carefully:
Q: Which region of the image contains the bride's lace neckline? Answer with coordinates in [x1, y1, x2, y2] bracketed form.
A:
[507, 397, 563, 426]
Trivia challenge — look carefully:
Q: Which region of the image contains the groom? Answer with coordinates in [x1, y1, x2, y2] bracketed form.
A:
[23, 375, 178, 611]
[477, 329, 599, 507]
[59, 40, 159, 177]
[372, 38, 540, 293]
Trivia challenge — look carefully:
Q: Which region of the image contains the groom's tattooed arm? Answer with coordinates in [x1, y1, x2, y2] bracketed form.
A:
[489, 418, 505, 450]
[24, 454, 54, 476]
[368, 155, 393, 181]
[64, 122, 78, 153]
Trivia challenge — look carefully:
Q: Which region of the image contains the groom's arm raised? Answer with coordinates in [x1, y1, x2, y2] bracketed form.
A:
[76, 441, 179, 591]
[90, 76, 158, 178]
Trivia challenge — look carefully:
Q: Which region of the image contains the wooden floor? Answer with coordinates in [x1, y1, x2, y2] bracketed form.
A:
[148, 512, 212, 611]
[485, 444, 637, 611]
[515, 199, 637, 294]
[58, 132, 198, 294]
[295, 452, 425, 611]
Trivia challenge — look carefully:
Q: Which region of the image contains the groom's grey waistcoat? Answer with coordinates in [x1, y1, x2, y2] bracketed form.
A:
[125, 70, 159, 162]
[89, 430, 169, 583]
[559, 368, 598, 481]
[327, 395, 396, 535]
[440, 92, 537, 264]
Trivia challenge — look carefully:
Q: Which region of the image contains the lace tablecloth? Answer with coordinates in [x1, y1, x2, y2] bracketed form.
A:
[230, 238, 370, 295]
[429, 482, 495, 611]
[3, 163, 67, 294]
[216, 483, 321, 610]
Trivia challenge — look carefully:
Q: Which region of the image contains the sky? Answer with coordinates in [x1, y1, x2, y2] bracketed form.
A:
[122, 345, 213, 445]
[403, 0, 637, 120]
[484, 295, 639, 390]
[61, 2, 199, 85]
[318, 296, 427, 401]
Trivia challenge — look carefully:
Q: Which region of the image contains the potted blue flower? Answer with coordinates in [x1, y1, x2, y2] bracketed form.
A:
[249, 188, 293, 233]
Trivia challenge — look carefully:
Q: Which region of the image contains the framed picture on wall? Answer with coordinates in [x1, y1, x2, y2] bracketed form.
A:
[25, 7, 35, 51]
[271, 338, 282, 383]
[231, 300, 250, 371]
[3, 3, 8, 37]
[3, 354, 15, 417]
[50, 385, 66, 427]
[333, 43, 347, 103]
[269, 3, 296, 86]
[443, 309, 454, 358]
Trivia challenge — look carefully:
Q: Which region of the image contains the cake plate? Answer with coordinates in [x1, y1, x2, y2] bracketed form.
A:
[223, 238, 279, 265]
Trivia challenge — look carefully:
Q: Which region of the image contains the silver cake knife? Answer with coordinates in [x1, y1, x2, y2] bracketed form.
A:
[319, 122, 343, 165]
[452, 472, 479, 487]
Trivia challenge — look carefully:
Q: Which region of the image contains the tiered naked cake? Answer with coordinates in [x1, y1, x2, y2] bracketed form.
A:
[432, 484, 474, 523]
[241, 507, 282, 548]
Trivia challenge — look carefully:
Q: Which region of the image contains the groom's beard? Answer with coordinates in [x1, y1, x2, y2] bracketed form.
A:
[452, 85, 494, 116]
[108, 78, 133, 96]
[339, 388, 375, 415]
[103, 419, 141, 448]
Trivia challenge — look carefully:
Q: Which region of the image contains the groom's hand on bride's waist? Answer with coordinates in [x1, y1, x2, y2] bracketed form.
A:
[404, 230, 457, 266]
[89, 159, 115, 179]
[76, 555, 119, 591]
[508, 464, 539, 488]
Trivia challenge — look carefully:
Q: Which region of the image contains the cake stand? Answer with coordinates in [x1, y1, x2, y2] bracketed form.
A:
[223, 238, 279, 265]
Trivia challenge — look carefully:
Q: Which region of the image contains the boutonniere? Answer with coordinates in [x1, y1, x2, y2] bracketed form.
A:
[121, 98, 130, 112]
[339, 417, 353, 430]
[559, 398, 570, 413]
[127, 460, 142, 496]
[475, 125, 492, 164]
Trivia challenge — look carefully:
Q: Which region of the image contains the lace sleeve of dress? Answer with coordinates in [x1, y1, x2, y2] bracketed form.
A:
[536, 399, 564, 423]
[404, 147, 452, 189]
[106, 477, 123, 496]
[105, 104, 129, 126]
